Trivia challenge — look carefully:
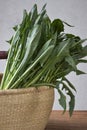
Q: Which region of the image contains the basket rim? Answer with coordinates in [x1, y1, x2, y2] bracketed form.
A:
[0, 74, 54, 96]
[0, 86, 54, 96]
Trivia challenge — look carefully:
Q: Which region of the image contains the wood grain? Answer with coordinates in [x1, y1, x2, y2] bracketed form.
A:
[0, 51, 8, 59]
[45, 110, 87, 130]
[0, 73, 3, 83]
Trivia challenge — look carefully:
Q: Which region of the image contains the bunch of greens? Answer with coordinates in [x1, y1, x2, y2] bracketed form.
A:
[0, 4, 87, 116]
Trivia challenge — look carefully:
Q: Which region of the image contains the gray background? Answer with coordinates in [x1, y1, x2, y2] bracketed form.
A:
[0, 0, 87, 110]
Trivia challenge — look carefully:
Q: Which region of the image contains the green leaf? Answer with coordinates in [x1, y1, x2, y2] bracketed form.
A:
[66, 34, 75, 38]
[30, 4, 38, 26]
[58, 89, 67, 113]
[13, 25, 18, 31]
[33, 14, 51, 58]
[10, 44, 55, 89]
[69, 94, 75, 116]
[78, 59, 87, 63]
[71, 39, 87, 48]
[26, 25, 41, 59]
[35, 39, 54, 66]
[65, 54, 77, 71]
[41, 3, 47, 11]
[56, 39, 71, 61]
[7, 37, 13, 44]
[13, 10, 28, 32]
[56, 67, 73, 79]
[61, 81, 75, 116]
[0, 26, 21, 89]
[76, 69, 86, 75]
[63, 21, 74, 27]
[35, 6, 46, 25]
[51, 19, 64, 34]
[56, 82, 66, 112]
[82, 46, 87, 57]
[2, 25, 41, 89]
[62, 77, 76, 92]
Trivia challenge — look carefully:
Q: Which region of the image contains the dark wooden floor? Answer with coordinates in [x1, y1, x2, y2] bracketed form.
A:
[45, 111, 87, 130]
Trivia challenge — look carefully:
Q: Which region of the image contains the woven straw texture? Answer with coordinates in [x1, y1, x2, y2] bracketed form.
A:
[0, 74, 54, 130]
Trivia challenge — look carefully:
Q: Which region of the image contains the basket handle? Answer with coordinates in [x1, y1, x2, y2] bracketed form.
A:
[0, 51, 8, 59]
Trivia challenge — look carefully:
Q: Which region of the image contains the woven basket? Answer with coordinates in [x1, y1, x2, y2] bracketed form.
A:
[0, 74, 54, 130]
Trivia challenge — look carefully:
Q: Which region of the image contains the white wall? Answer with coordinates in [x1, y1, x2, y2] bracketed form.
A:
[0, 0, 87, 110]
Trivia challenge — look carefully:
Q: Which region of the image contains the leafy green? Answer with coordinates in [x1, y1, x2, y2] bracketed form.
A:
[56, 82, 66, 113]
[0, 4, 87, 116]
[51, 19, 64, 34]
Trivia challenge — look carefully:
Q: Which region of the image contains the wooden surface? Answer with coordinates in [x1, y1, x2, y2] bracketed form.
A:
[45, 110, 87, 130]
[0, 51, 8, 59]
